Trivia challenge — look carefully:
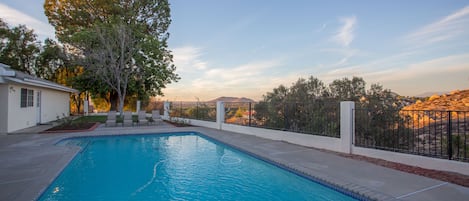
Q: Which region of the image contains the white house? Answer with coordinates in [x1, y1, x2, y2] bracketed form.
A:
[0, 63, 78, 133]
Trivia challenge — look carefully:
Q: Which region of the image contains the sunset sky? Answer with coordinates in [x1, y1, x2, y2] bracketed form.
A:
[1, 0, 469, 101]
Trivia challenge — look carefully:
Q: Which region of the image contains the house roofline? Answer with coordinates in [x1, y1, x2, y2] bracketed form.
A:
[0, 63, 79, 93]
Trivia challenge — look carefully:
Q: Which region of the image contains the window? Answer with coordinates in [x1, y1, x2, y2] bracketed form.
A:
[28, 89, 34, 107]
[20, 88, 34, 108]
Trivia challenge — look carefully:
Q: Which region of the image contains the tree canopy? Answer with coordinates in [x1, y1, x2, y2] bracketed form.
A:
[44, 0, 179, 112]
[0, 19, 40, 74]
[254, 76, 400, 135]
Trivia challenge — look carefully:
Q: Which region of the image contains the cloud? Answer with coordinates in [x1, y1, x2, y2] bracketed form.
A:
[378, 53, 469, 81]
[163, 55, 284, 101]
[406, 6, 469, 46]
[171, 46, 208, 72]
[0, 3, 55, 40]
[333, 16, 357, 47]
[317, 53, 469, 90]
[325, 16, 358, 68]
[200, 60, 282, 88]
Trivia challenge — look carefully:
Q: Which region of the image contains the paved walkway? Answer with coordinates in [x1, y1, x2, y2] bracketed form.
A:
[1, 124, 468, 200]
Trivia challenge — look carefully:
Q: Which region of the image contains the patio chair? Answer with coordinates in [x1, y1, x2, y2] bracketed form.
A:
[138, 110, 149, 126]
[151, 110, 163, 125]
[123, 111, 133, 126]
[105, 110, 117, 127]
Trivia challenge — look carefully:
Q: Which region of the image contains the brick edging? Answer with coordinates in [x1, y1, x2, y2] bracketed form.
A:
[41, 123, 100, 134]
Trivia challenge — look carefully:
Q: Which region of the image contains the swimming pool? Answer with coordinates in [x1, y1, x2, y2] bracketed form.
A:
[39, 132, 359, 201]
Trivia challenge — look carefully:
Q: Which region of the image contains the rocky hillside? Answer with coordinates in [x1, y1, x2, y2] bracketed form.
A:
[208, 96, 255, 103]
[403, 89, 469, 111]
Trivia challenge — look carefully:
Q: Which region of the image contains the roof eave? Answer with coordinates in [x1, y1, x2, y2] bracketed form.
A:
[4, 77, 79, 93]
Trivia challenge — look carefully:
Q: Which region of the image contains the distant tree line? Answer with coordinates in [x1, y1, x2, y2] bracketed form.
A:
[254, 76, 410, 144]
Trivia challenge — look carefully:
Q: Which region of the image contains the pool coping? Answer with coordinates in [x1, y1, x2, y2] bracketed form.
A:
[1, 125, 469, 201]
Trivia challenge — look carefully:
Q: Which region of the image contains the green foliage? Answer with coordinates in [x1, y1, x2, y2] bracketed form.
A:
[442, 134, 469, 160]
[73, 116, 107, 123]
[44, 0, 180, 112]
[254, 76, 339, 135]
[35, 39, 66, 80]
[0, 19, 40, 74]
[329, 76, 365, 101]
[353, 83, 413, 150]
[255, 76, 404, 138]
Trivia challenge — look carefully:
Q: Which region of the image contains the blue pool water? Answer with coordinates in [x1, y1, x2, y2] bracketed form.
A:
[39, 133, 358, 201]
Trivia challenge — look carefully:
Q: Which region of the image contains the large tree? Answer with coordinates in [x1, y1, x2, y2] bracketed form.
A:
[35, 38, 66, 80]
[44, 0, 179, 112]
[74, 21, 139, 114]
[0, 19, 40, 74]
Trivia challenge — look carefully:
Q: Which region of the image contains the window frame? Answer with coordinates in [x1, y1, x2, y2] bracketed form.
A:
[20, 88, 34, 108]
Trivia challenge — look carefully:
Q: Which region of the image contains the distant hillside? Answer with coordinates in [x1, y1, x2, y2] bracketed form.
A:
[208, 96, 255, 103]
[404, 89, 469, 111]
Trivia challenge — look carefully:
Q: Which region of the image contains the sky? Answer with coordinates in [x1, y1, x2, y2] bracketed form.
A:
[1, 1, 469, 101]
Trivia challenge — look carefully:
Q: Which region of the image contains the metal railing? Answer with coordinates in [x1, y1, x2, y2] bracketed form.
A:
[170, 102, 217, 122]
[224, 101, 340, 137]
[224, 102, 254, 126]
[355, 109, 469, 162]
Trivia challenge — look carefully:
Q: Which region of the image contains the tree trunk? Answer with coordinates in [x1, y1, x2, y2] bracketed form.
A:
[110, 91, 119, 111]
[119, 96, 125, 116]
[71, 94, 82, 114]
[75, 96, 82, 114]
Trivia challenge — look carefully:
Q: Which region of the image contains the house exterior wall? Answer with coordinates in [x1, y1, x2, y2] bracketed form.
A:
[4, 83, 71, 133]
[40, 88, 70, 123]
[0, 84, 8, 133]
[7, 84, 36, 132]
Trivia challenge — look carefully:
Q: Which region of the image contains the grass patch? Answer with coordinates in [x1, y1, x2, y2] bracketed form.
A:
[73, 116, 107, 123]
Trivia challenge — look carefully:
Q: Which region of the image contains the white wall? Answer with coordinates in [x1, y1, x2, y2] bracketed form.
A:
[169, 117, 343, 152]
[4, 84, 71, 133]
[171, 117, 218, 129]
[40, 88, 70, 123]
[222, 123, 343, 152]
[0, 84, 8, 133]
[352, 146, 469, 176]
[7, 84, 36, 132]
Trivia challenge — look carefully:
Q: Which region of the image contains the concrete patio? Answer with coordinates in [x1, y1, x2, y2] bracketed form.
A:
[1, 123, 468, 201]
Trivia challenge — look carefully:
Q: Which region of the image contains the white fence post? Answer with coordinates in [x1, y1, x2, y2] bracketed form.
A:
[163, 101, 170, 120]
[136, 100, 141, 113]
[84, 100, 89, 116]
[216, 101, 225, 130]
[340, 101, 355, 154]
